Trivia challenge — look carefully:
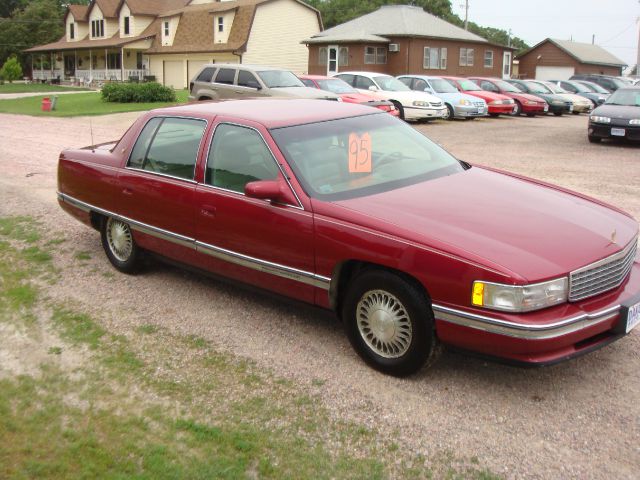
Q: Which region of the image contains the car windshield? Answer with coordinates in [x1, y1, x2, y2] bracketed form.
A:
[579, 81, 609, 94]
[604, 89, 640, 106]
[566, 81, 590, 93]
[508, 82, 526, 92]
[270, 113, 464, 201]
[316, 78, 357, 94]
[429, 78, 457, 93]
[458, 80, 482, 91]
[546, 83, 567, 94]
[257, 70, 304, 88]
[374, 76, 411, 91]
[492, 80, 520, 93]
[524, 81, 550, 94]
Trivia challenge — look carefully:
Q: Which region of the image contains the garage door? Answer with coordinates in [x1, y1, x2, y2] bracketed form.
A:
[163, 60, 184, 89]
[188, 60, 210, 84]
[535, 66, 575, 81]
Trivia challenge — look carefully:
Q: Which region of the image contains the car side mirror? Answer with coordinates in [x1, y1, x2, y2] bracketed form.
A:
[424, 88, 434, 93]
[368, 85, 378, 91]
[245, 179, 296, 205]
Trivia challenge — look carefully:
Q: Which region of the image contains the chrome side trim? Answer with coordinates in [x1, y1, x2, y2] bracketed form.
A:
[57, 192, 329, 290]
[432, 303, 621, 340]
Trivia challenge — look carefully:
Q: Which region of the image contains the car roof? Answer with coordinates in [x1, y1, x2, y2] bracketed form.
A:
[198, 63, 291, 72]
[299, 75, 332, 80]
[336, 71, 392, 78]
[150, 99, 380, 129]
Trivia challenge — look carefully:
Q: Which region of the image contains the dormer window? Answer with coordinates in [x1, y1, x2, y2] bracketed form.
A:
[70, 23, 75, 39]
[164, 21, 170, 36]
[124, 16, 130, 35]
[91, 19, 104, 38]
[217, 17, 224, 32]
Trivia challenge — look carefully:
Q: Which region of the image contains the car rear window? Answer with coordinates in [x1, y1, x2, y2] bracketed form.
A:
[215, 68, 236, 85]
[196, 67, 215, 83]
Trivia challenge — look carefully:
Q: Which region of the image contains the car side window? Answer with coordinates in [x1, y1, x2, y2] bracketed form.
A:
[414, 79, 429, 91]
[196, 67, 215, 83]
[237, 70, 260, 89]
[128, 117, 206, 180]
[336, 74, 354, 86]
[480, 81, 497, 92]
[355, 75, 374, 90]
[300, 78, 316, 88]
[397, 77, 412, 88]
[215, 68, 236, 85]
[206, 124, 280, 193]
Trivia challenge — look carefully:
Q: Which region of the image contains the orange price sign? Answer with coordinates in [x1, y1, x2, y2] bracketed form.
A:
[348, 132, 372, 173]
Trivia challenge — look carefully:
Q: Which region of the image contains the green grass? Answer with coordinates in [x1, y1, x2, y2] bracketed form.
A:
[0, 215, 501, 480]
[0, 83, 91, 94]
[0, 90, 189, 117]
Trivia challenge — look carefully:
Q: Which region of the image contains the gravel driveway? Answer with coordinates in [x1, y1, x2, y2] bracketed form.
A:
[0, 111, 638, 479]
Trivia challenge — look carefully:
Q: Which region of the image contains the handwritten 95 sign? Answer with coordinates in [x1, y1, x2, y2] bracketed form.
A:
[348, 132, 372, 173]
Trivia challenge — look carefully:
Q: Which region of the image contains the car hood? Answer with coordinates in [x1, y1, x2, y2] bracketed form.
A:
[338, 92, 383, 103]
[274, 86, 339, 100]
[462, 90, 511, 102]
[554, 93, 592, 105]
[379, 90, 441, 104]
[592, 104, 640, 119]
[329, 167, 637, 281]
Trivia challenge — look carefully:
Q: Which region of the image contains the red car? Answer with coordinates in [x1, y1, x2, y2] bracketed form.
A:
[442, 76, 515, 116]
[299, 74, 399, 116]
[469, 76, 548, 116]
[58, 99, 640, 376]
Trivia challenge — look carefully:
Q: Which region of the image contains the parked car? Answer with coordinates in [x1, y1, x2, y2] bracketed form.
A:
[570, 74, 627, 93]
[588, 86, 640, 143]
[188, 64, 339, 102]
[299, 75, 398, 116]
[441, 76, 515, 117]
[549, 80, 609, 107]
[575, 80, 613, 96]
[532, 80, 593, 114]
[507, 79, 572, 116]
[333, 71, 447, 121]
[57, 99, 640, 376]
[468, 76, 548, 116]
[396, 75, 487, 120]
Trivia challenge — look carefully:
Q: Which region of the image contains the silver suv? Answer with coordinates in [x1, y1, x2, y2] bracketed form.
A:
[189, 64, 339, 101]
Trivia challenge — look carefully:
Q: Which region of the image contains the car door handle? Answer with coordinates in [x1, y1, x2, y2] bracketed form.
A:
[234, 90, 245, 94]
[122, 188, 133, 196]
[200, 206, 216, 218]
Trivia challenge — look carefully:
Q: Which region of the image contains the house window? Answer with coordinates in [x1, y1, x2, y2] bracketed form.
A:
[107, 52, 121, 69]
[164, 21, 169, 37]
[339, 47, 348, 67]
[365, 46, 386, 65]
[124, 16, 130, 35]
[70, 23, 75, 39]
[423, 47, 447, 69]
[217, 17, 224, 33]
[318, 47, 328, 66]
[91, 19, 105, 38]
[459, 48, 475, 67]
[484, 50, 493, 68]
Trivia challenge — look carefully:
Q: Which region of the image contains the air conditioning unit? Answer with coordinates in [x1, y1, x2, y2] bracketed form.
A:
[388, 43, 399, 52]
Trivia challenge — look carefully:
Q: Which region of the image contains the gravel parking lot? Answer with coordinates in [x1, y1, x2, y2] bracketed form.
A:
[0, 110, 638, 479]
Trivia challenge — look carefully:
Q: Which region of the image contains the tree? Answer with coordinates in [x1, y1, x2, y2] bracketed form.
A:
[0, 55, 23, 82]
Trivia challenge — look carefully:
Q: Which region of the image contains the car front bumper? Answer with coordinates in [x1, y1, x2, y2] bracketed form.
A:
[589, 123, 640, 141]
[521, 103, 548, 115]
[434, 259, 640, 365]
[453, 104, 487, 117]
[487, 104, 515, 115]
[403, 105, 448, 120]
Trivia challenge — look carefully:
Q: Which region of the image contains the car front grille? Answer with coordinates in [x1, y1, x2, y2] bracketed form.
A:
[473, 101, 485, 107]
[430, 101, 443, 107]
[569, 238, 638, 302]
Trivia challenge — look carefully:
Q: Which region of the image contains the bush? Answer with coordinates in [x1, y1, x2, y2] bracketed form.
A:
[101, 82, 176, 103]
[0, 56, 23, 83]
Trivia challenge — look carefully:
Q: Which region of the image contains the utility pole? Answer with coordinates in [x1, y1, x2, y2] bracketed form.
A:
[463, 0, 469, 30]
[636, 9, 640, 76]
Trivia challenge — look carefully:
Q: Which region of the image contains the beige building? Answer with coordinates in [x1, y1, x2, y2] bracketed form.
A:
[26, 0, 322, 89]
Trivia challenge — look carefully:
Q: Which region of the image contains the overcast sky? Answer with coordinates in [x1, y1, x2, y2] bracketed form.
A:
[452, 0, 639, 69]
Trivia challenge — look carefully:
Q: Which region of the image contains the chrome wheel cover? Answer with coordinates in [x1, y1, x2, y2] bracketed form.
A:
[443, 106, 451, 119]
[106, 218, 133, 262]
[356, 290, 412, 358]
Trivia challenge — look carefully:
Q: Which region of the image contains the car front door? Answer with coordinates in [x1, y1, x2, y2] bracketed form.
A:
[193, 119, 318, 304]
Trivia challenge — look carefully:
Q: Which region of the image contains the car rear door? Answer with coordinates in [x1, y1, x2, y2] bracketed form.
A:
[193, 118, 318, 304]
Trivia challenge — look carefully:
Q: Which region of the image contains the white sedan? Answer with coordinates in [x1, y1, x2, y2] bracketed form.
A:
[333, 71, 447, 121]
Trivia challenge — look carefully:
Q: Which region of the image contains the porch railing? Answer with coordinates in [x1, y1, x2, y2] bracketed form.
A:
[74, 69, 148, 82]
[32, 70, 63, 80]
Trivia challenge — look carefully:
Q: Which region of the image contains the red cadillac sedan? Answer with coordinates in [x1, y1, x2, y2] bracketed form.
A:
[57, 99, 640, 376]
[441, 76, 515, 116]
[299, 75, 399, 116]
[469, 76, 549, 116]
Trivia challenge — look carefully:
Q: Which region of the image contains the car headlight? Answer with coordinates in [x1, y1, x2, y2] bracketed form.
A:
[489, 100, 500, 105]
[413, 100, 428, 107]
[590, 116, 611, 124]
[629, 119, 640, 125]
[471, 278, 568, 312]
[458, 98, 472, 106]
[524, 101, 536, 105]
[504, 99, 514, 104]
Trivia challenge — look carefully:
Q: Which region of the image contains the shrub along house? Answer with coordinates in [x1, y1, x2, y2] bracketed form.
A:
[516, 38, 627, 80]
[304, 5, 516, 79]
[25, 0, 322, 88]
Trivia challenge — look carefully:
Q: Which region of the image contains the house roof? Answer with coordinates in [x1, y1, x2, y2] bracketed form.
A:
[90, 0, 121, 18]
[66, 4, 89, 22]
[122, 0, 190, 16]
[305, 4, 488, 45]
[518, 38, 627, 67]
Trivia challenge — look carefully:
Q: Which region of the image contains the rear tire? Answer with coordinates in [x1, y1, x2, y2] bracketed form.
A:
[100, 217, 141, 274]
[342, 269, 440, 376]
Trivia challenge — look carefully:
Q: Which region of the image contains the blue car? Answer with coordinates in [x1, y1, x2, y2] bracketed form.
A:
[397, 75, 487, 120]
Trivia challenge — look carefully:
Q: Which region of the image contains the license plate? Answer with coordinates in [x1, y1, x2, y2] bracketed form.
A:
[627, 300, 640, 333]
[569, 105, 574, 112]
[477, 108, 484, 114]
[611, 128, 626, 137]
[544, 105, 549, 112]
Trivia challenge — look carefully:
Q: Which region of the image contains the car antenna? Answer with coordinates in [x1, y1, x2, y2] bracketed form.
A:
[89, 118, 95, 150]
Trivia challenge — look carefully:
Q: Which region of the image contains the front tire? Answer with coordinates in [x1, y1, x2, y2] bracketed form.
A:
[101, 217, 141, 274]
[444, 103, 454, 121]
[511, 101, 522, 116]
[342, 270, 440, 376]
[392, 101, 405, 120]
